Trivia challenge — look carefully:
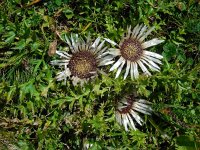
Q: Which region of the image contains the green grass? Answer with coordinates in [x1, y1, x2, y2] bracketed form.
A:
[0, 0, 200, 149]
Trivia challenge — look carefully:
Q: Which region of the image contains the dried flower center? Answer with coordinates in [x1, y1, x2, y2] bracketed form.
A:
[117, 98, 134, 114]
[120, 38, 143, 62]
[68, 51, 97, 79]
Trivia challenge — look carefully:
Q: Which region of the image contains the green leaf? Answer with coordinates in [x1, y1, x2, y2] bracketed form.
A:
[63, 8, 74, 19]
[162, 42, 177, 61]
[55, 0, 62, 6]
[12, 39, 26, 50]
[5, 31, 16, 43]
[176, 135, 200, 148]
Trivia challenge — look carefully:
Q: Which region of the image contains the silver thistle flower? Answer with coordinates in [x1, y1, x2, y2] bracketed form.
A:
[51, 34, 114, 86]
[105, 24, 164, 79]
[115, 95, 152, 131]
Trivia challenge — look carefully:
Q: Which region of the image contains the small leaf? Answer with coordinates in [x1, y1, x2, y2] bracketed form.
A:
[55, 0, 62, 6]
[12, 39, 26, 50]
[5, 31, 16, 43]
[162, 42, 177, 61]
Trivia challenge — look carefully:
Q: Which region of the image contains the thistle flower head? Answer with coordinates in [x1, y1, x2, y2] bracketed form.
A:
[51, 34, 114, 86]
[115, 94, 152, 131]
[105, 24, 164, 80]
